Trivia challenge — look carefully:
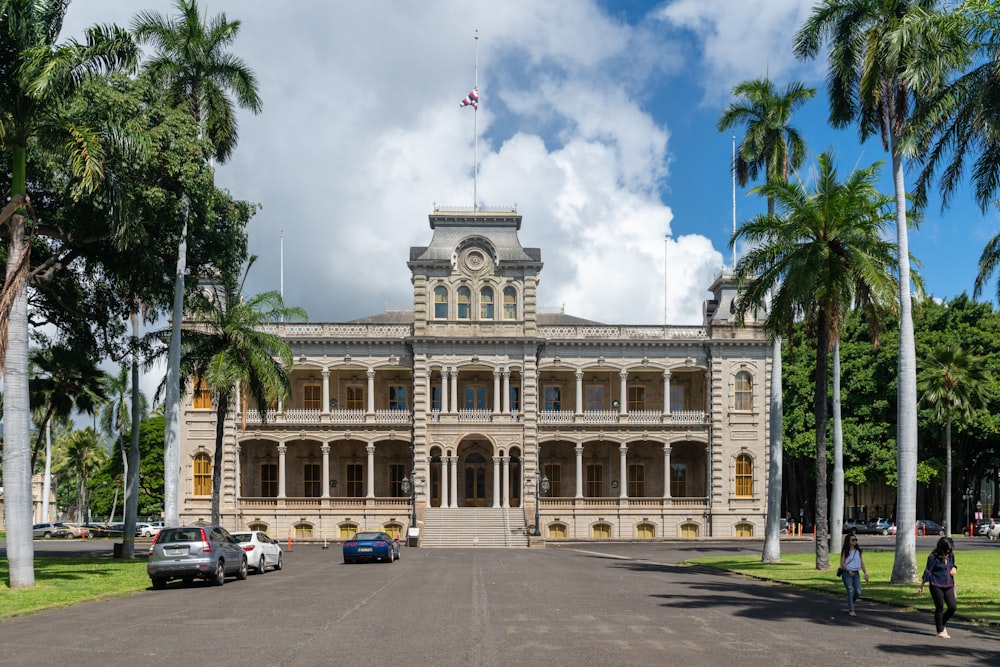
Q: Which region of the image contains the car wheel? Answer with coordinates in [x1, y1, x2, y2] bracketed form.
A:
[212, 560, 226, 586]
[344, 557, 352, 564]
[182, 577, 194, 586]
[275, 553, 283, 571]
[236, 557, 248, 581]
[43, 531, 52, 538]
[151, 577, 166, 590]
[258, 556, 267, 574]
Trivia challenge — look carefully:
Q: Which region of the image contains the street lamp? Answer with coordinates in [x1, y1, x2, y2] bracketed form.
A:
[401, 475, 416, 530]
[962, 487, 974, 531]
[533, 472, 550, 537]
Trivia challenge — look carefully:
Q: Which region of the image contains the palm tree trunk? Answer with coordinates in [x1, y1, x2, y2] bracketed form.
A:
[762, 335, 783, 563]
[122, 311, 142, 558]
[945, 414, 952, 535]
[814, 313, 831, 570]
[829, 342, 845, 546]
[3, 204, 35, 588]
[889, 131, 919, 583]
[163, 198, 189, 527]
[211, 395, 230, 526]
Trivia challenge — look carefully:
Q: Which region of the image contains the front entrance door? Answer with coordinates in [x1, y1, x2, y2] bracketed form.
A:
[463, 452, 487, 507]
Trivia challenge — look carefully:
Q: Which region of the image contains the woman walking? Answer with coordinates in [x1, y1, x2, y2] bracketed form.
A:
[839, 533, 868, 617]
[918, 536, 958, 638]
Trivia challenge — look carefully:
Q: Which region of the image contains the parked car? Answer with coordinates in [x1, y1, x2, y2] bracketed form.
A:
[232, 530, 284, 574]
[962, 519, 990, 537]
[343, 531, 400, 564]
[32, 522, 69, 538]
[873, 518, 894, 535]
[887, 519, 946, 536]
[140, 521, 164, 538]
[843, 520, 875, 535]
[55, 522, 86, 538]
[147, 525, 248, 589]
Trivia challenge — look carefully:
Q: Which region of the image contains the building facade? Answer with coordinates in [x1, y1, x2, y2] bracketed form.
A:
[177, 207, 772, 543]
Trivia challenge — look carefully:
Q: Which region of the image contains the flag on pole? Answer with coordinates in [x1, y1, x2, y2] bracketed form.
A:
[459, 87, 479, 109]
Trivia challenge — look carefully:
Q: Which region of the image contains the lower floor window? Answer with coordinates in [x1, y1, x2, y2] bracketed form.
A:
[547, 524, 567, 539]
[340, 524, 358, 539]
[680, 523, 699, 538]
[294, 524, 313, 539]
[592, 523, 611, 539]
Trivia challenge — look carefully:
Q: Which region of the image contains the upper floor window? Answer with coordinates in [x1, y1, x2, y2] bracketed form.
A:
[670, 385, 686, 412]
[431, 386, 442, 411]
[585, 385, 604, 411]
[434, 286, 448, 319]
[346, 463, 364, 497]
[627, 386, 645, 411]
[585, 464, 603, 497]
[735, 371, 752, 411]
[389, 464, 407, 497]
[346, 385, 364, 410]
[303, 384, 321, 410]
[735, 454, 753, 497]
[480, 287, 494, 319]
[509, 386, 521, 413]
[193, 453, 211, 496]
[389, 385, 408, 411]
[503, 287, 517, 319]
[671, 463, 687, 497]
[457, 287, 471, 319]
[543, 464, 560, 496]
[304, 463, 321, 497]
[193, 376, 211, 410]
[464, 386, 487, 410]
[261, 463, 277, 498]
[543, 386, 561, 412]
[628, 464, 645, 497]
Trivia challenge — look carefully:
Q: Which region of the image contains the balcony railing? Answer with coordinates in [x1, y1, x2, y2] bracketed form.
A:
[539, 496, 709, 508]
[536, 410, 707, 425]
[239, 496, 410, 508]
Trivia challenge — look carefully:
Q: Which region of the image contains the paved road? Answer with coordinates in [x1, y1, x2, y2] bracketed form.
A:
[1, 538, 997, 666]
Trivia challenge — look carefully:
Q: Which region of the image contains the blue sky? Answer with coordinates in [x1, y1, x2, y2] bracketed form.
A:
[61, 0, 999, 329]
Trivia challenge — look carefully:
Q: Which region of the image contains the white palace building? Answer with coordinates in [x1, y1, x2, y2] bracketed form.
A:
[177, 206, 773, 545]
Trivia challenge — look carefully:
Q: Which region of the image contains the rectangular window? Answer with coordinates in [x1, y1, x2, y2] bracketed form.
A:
[585, 464, 603, 497]
[346, 463, 364, 497]
[193, 376, 211, 410]
[304, 463, 321, 497]
[543, 386, 561, 412]
[261, 464, 277, 498]
[585, 385, 604, 411]
[670, 385, 685, 412]
[464, 386, 487, 410]
[389, 385, 408, 411]
[735, 456, 753, 497]
[389, 464, 406, 498]
[671, 463, 687, 497]
[193, 454, 211, 496]
[543, 464, 561, 497]
[735, 372, 753, 412]
[346, 385, 364, 410]
[509, 386, 520, 413]
[303, 385, 321, 410]
[628, 464, 645, 497]
[627, 386, 645, 411]
[431, 386, 442, 411]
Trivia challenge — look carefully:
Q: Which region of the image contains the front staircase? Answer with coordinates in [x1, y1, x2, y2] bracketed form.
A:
[419, 507, 530, 547]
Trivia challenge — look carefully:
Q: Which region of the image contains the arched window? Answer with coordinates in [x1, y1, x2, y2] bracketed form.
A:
[735, 522, 754, 538]
[735, 371, 752, 411]
[193, 376, 211, 409]
[339, 524, 358, 539]
[547, 523, 567, 539]
[248, 522, 268, 532]
[457, 287, 471, 319]
[193, 453, 211, 496]
[383, 523, 403, 539]
[680, 522, 699, 538]
[592, 523, 612, 539]
[294, 523, 313, 539]
[480, 286, 494, 319]
[434, 286, 448, 319]
[735, 453, 753, 497]
[636, 522, 655, 539]
[503, 287, 517, 319]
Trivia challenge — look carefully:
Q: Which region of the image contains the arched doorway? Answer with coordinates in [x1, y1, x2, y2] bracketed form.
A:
[463, 452, 488, 507]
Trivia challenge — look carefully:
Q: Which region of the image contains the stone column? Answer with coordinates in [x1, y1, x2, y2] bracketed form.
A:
[450, 456, 459, 508]
[502, 455, 510, 508]
[492, 456, 501, 508]
[663, 370, 671, 414]
[450, 369, 459, 414]
[502, 369, 511, 414]
[321, 443, 331, 498]
[277, 443, 287, 498]
[493, 369, 502, 414]
[575, 445, 584, 499]
[440, 368, 448, 413]
[366, 369, 375, 415]
[322, 369, 330, 416]
[662, 445, 672, 499]
[619, 369, 628, 415]
[441, 453, 450, 508]
[575, 370, 584, 415]
[366, 444, 376, 498]
[619, 445, 628, 499]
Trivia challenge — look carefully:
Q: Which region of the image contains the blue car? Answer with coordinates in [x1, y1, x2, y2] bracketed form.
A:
[343, 531, 400, 564]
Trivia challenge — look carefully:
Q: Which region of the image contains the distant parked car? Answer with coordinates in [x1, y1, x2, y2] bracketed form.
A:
[147, 525, 248, 589]
[32, 522, 69, 538]
[343, 531, 400, 564]
[887, 519, 945, 536]
[843, 521, 875, 535]
[232, 530, 284, 574]
[140, 521, 164, 538]
[962, 519, 990, 537]
[873, 518, 894, 535]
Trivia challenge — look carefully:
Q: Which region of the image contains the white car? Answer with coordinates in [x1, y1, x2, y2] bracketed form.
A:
[140, 522, 164, 538]
[232, 530, 283, 574]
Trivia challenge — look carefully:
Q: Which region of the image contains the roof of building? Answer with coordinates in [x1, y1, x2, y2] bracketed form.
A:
[347, 310, 604, 326]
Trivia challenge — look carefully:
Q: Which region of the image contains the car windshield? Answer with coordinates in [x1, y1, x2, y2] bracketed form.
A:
[232, 533, 252, 542]
[355, 532, 383, 541]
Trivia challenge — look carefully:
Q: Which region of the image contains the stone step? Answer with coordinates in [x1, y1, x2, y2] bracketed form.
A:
[420, 508, 529, 547]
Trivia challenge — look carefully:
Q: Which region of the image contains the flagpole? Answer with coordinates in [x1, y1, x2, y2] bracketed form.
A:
[474, 29, 479, 212]
[732, 134, 737, 271]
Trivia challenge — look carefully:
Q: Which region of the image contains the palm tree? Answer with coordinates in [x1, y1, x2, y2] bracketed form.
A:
[54, 427, 108, 524]
[794, 0, 940, 584]
[131, 0, 262, 528]
[180, 258, 305, 524]
[0, 0, 136, 588]
[732, 151, 898, 570]
[719, 77, 815, 563]
[918, 344, 991, 535]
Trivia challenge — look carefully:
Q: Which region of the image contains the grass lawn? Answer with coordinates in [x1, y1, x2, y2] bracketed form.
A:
[688, 550, 1000, 626]
[0, 556, 149, 620]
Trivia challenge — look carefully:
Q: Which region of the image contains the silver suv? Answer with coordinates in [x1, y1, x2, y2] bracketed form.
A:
[147, 525, 248, 589]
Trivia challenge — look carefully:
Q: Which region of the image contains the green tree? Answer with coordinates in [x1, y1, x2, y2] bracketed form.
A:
[53, 427, 108, 524]
[794, 0, 941, 584]
[0, 0, 136, 588]
[918, 344, 992, 533]
[131, 0, 261, 528]
[180, 258, 304, 524]
[732, 151, 898, 569]
[719, 77, 815, 563]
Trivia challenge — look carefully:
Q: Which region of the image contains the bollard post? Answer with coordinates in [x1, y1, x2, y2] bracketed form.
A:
[287, 531, 293, 552]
